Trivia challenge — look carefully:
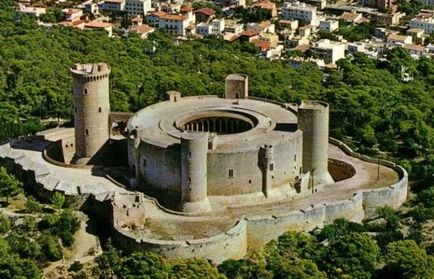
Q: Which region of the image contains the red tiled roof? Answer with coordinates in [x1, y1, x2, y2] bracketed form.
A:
[131, 24, 154, 34]
[160, 14, 187, 21]
[295, 44, 311, 52]
[152, 11, 167, 17]
[251, 39, 271, 51]
[404, 44, 425, 52]
[85, 21, 112, 28]
[241, 29, 259, 37]
[180, 5, 192, 12]
[252, 1, 276, 10]
[195, 7, 215, 17]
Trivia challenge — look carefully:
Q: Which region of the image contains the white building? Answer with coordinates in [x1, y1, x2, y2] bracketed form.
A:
[196, 22, 213, 36]
[100, 0, 126, 12]
[319, 19, 339, 32]
[421, 0, 434, 6]
[17, 5, 46, 17]
[347, 42, 366, 53]
[225, 20, 244, 34]
[387, 34, 413, 46]
[158, 14, 190, 36]
[84, 3, 99, 14]
[63, 9, 83, 21]
[211, 18, 225, 34]
[281, 1, 317, 25]
[125, 0, 152, 16]
[409, 11, 434, 35]
[312, 39, 346, 64]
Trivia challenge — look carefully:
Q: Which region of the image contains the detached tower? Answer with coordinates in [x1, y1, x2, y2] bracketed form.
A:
[298, 101, 334, 186]
[225, 74, 248, 99]
[70, 63, 111, 163]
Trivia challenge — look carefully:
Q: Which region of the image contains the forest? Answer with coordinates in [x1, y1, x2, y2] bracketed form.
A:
[0, 0, 434, 277]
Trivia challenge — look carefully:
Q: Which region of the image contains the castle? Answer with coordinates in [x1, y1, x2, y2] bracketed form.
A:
[0, 63, 408, 262]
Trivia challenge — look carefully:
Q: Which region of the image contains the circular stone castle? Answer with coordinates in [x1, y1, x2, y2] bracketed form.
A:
[127, 75, 334, 214]
[0, 63, 408, 262]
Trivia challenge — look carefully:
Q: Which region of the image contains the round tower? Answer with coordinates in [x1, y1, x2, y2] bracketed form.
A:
[179, 132, 211, 213]
[298, 101, 334, 186]
[70, 63, 111, 163]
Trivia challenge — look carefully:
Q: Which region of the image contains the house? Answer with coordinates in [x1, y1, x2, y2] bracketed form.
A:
[17, 5, 46, 17]
[360, 0, 397, 12]
[281, 1, 317, 25]
[319, 19, 339, 32]
[407, 28, 425, 45]
[84, 20, 113, 37]
[225, 20, 244, 34]
[100, 0, 126, 12]
[196, 22, 213, 35]
[158, 13, 190, 36]
[245, 20, 275, 34]
[279, 19, 299, 30]
[130, 24, 155, 38]
[214, 0, 246, 7]
[211, 18, 225, 33]
[304, 0, 326, 10]
[347, 42, 366, 53]
[260, 33, 279, 47]
[387, 34, 412, 45]
[240, 29, 260, 42]
[132, 15, 143, 26]
[409, 10, 434, 35]
[125, 0, 152, 16]
[286, 36, 309, 48]
[371, 12, 404, 27]
[195, 7, 215, 23]
[146, 11, 167, 26]
[311, 39, 346, 64]
[84, 3, 99, 14]
[63, 9, 83, 21]
[404, 44, 425, 57]
[251, 1, 277, 18]
[299, 25, 314, 37]
[340, 11, 365, 24]
[251, 38, 271, 52]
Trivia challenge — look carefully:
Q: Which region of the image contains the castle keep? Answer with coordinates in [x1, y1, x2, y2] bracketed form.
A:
[0, 63, 408, 262]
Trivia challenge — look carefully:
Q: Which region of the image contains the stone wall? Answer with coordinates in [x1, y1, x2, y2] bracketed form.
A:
[112, 219, 248, 264]
[329, 138, 408, 218]
[0, 136, 408, 262]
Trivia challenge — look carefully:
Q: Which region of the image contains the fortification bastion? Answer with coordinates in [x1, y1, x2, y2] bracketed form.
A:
[0, 63, 408, 263]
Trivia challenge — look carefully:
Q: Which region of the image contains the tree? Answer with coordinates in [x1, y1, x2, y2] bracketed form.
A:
[169, 258, 225, 279]
[0, 167, 22, 203]
[25, 196, 43, 213]
[0, 212, 10, 234]
[50, 192, 65, 209]
[119, 251, 169, 278]
[382, 240, 434, 279]
[321, 232, 380, 279]
[315, 218, 367, 242]
[50, 209, 80, 246]
[374, 206, 403, 248]
[270, 258, 326, 279]
[218, 259, 272, 279]
[40, 234, 62, 261]
[0, 254, 41, 279]
[7, 233, 42, 259]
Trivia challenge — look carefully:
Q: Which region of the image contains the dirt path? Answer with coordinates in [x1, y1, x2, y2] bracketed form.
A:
[43, 213, 102, 279]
